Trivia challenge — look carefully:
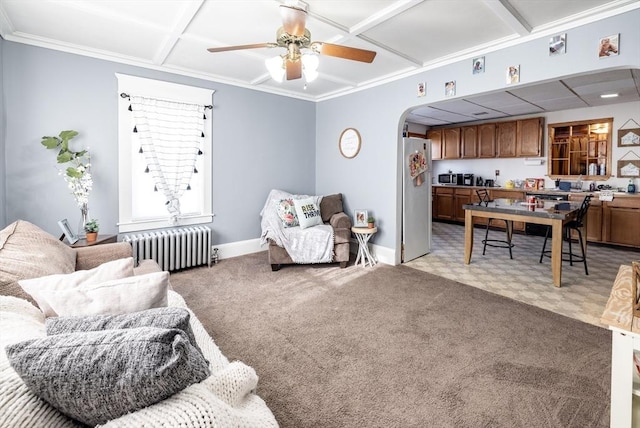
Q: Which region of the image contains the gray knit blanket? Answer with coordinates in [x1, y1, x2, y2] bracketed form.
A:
[0, 292, 278, 427]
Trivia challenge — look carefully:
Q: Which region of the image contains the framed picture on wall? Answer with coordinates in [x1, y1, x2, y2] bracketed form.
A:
[549, 33, 566, 55]
[57, 218, 78, 244]
[472, 56, 484, 74]
[354, 210, 368, 228]
[598, 34, 619, 57]
[445, 81, 456, 97]
[506, 65, 520, 84]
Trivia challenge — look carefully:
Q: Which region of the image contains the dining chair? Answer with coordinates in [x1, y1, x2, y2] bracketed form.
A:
[539, 195, 591, 275]
[476, 189, 514, 259]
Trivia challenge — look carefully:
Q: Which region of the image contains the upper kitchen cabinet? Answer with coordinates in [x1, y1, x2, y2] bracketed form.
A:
[517, 117, 543, 157]
[443, 128, 461, 159]
[496, 118, 543, 158]
[477, 123, 496, 158]
[496, 121, 517, 157]
[427, 129, 442, 160]
[548, 118, 612, 179]
[461, 126, 478, 158]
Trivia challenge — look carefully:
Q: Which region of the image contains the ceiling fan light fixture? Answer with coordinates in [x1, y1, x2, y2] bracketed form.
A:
[265, 55, 285, 82]
[301, 53, 319, 82]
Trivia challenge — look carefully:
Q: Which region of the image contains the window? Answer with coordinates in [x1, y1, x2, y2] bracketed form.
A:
[117, 73, 214, 233]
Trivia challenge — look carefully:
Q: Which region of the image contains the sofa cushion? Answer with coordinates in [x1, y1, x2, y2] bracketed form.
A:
[46, 307, 203, 356]
[320, 193, 344, 222]
[18, 257, 134, 316]
[5, 326, 210, 427]
[20, 270, 170, 318]
[274, 198, 299, 228]
[0, 220, 76, 303]
[294, 197, 323, 229]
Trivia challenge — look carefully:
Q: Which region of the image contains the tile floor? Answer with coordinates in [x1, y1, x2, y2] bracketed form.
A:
[404, 221, 640, 327]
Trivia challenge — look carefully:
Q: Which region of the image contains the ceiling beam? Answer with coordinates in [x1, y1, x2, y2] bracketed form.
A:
[0, 4, 15, 38]
[153, 0, 205, 65]
[349, 0, 425, 35]
[481, 0, 531, 36]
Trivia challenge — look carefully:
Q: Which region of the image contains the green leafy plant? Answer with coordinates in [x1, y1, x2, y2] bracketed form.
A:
[41, 130, 92, 207]
[367, 216, 375, 223]
[41, 130, 88, 179]
[84, 219, 99, 233]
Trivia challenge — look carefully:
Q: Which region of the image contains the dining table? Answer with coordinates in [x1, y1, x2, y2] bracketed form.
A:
[462, 197, 584, 287]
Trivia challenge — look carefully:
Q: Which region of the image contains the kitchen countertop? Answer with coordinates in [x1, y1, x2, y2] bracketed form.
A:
[432, 184, 640, 198]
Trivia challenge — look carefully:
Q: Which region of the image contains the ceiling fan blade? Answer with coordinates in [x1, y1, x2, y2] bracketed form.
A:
[286, 59, 302, 80]
[280, 5, 306, 37]
[207, 43, 276, 53]
[312, 42, 377, 63]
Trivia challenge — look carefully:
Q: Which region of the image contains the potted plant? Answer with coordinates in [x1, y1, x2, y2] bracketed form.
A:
[84, 219, 99, 242]
[367, 216, 375, 228]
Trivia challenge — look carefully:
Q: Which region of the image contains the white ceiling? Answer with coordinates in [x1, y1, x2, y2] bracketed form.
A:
[1, 0, 639, 125]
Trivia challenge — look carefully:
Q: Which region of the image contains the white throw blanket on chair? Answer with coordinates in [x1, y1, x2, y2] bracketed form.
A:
[260, 189, 334, 264]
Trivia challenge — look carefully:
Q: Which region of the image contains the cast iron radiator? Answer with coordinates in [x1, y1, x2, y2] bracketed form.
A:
[122, 226, 212, 271]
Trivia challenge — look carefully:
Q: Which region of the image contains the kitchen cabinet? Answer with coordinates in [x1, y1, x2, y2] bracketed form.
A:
[433, 187, 454, 220]
[477, 123, 496, 158]
[517, 117, 543, 157]
[443, 127, 461, 159]
[430, 117, 542, 159]
[454, 188, 471, 222]
[569, 194, 603, 242]
[427, 129, 442, 160]
[496, 121, 517, 157]
[548, 118, 612, 179]
[603, 197, 640, 247]
[461, 126, 477, 158]
[433, 187, 472, 222]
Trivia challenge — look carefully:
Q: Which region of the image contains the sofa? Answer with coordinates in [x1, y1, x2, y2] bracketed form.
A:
[0, 220, 278, 427]
[260, 190, 352, 271]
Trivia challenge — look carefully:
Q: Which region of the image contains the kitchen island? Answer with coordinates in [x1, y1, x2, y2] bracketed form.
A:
[435, 185, 640, 248]
[463, 198, 582, 287]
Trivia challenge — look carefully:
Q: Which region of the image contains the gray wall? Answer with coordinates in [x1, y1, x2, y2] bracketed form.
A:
[316, 9, 640, 261]
[0, 37, 5, 227]
[2, 42, 315, 243]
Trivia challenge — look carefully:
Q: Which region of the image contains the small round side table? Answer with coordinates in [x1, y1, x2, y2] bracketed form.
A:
[351, 226, 377, 267]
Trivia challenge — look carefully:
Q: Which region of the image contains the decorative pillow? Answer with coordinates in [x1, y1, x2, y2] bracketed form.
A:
[5, 326, 211, 427]
[0, 220, 77, 303]
[320, 193, 343, 222]
[274, 198, 299, 228]
[21, 271, 170, 318]
[46, 307, 203, 356]
[19, 257, 135, 316]
[294, 197, 323, 229]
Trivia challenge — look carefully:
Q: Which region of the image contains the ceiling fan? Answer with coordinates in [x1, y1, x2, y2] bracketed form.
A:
[206, 2, 377, 81]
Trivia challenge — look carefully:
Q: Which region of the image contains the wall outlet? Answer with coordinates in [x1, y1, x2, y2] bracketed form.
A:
[495, 170, 500, 176]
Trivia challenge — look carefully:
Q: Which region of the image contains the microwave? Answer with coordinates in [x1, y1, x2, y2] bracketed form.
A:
[438, 173, 463, 185]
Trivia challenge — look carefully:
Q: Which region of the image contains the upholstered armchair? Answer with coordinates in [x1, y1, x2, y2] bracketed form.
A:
[261, 192, 352, 271]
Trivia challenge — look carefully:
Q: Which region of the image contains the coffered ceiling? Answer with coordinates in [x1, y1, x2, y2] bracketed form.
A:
[0, 0, 639, 125]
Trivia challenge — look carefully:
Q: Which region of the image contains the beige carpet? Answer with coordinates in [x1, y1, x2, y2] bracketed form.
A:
[170, 252, 611, 428]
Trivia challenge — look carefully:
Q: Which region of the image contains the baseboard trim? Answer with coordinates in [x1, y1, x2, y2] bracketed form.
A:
[214, 239, 397, 266]
[213, 238, 264, 261]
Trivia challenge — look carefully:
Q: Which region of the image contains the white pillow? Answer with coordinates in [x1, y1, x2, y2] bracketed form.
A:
[21, 271, 170, 318]
[19, 257, 135, 317]
[294, 197, 323, 229]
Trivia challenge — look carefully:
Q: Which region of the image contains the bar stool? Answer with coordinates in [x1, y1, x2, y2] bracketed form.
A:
[476, 189, 514, 259]
[539, 195, 591, 275]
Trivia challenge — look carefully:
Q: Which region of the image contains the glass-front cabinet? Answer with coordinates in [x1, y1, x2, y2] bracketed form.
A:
[548, 118, 613, 179]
